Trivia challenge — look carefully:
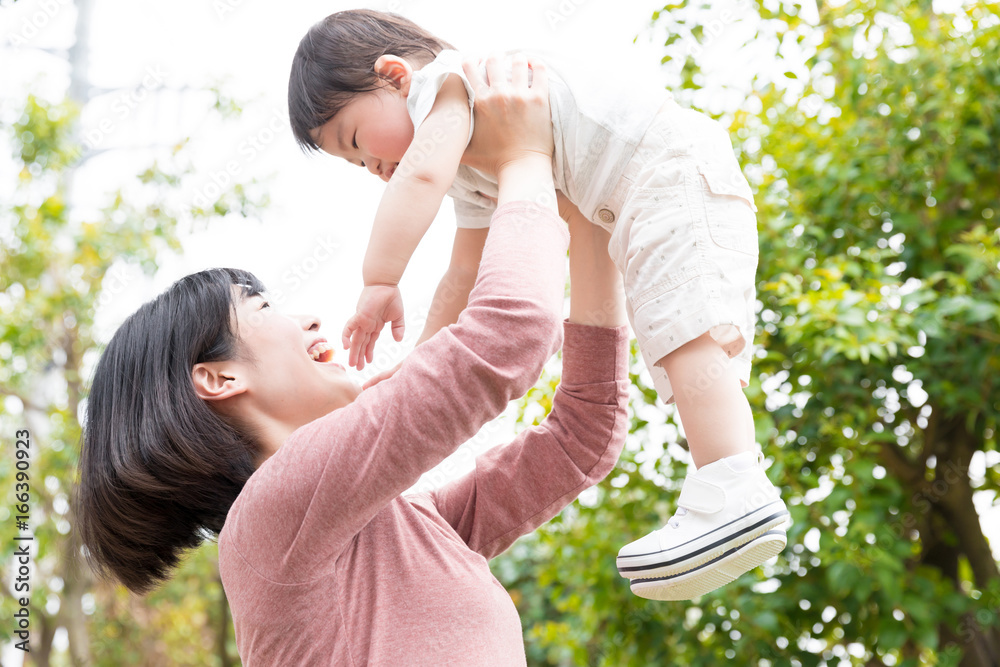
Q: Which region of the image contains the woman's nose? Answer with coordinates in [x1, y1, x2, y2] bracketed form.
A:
[296, 314, 321, 331]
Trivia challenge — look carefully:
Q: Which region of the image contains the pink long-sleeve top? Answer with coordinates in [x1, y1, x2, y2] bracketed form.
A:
[218, 202, 630, 666]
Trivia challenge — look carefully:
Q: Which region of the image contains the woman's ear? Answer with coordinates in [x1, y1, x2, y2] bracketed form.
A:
[374, 54, 413, 96]
[192, 362, 247, 402]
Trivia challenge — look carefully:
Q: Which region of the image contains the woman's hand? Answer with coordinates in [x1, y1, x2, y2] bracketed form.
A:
[461, 53, 553, 174]
[461, 53, 556, 212]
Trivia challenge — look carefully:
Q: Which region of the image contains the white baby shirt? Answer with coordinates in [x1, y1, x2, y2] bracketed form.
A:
[405, 48, 672, 229]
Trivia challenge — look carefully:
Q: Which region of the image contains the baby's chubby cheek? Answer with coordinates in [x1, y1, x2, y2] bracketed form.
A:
[371, 120, 415, 164]
[377, 138, 413, 165]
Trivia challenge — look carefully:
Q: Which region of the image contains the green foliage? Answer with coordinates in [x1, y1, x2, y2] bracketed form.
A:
[0, 88, 267, 664]
[493, 1, 1000, 665]
[86, 544, 232, 666]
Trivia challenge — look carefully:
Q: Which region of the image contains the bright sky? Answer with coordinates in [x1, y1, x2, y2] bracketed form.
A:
[2, 1, 996, 659]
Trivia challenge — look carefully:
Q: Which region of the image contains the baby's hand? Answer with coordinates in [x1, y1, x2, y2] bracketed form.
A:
[342, 285, 406, 370]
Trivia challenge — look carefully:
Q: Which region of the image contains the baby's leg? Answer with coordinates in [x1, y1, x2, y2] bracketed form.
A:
[608, 106, 789, 601]
[655, 333, 754, 469]
[560, 193, 628, 327]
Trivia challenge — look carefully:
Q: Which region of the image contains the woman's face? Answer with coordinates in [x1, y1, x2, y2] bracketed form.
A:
[195, 291, 361, 458]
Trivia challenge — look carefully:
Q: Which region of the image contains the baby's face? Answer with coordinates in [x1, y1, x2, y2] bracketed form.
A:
[312, 86, 414, 182]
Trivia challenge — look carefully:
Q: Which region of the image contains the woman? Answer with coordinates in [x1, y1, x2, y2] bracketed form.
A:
[75, 56, 630, 665]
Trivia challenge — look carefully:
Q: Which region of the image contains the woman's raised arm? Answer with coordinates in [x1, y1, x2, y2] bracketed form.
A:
[427, 195, 632, 559]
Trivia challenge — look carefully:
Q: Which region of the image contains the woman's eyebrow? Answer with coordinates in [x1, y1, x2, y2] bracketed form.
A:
[233, 285, 263, 301]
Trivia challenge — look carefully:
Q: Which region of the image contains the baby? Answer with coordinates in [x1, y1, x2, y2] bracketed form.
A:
[288, 9, 789, 601]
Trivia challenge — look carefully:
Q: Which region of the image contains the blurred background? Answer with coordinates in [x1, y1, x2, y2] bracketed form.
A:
[1, 0, 998, 664]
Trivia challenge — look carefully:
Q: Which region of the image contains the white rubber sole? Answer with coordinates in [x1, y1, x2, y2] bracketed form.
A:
[617, 501, 789, 579]
[629, 529, 787, 601]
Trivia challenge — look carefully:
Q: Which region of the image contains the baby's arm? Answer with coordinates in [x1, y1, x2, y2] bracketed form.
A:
[344, 74, 473, 369]
[418, 188, 578, 345]
[362, 74, 471, 285]
[364, 194, 577, 389]
[418, 226, 488, 345]
[361, 226, 485, 389]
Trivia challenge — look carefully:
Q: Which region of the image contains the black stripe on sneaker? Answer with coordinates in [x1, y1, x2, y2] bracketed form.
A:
[630, 529, 787, 584]
[617, 509, 789, 574]
[618, 500, 787, 560]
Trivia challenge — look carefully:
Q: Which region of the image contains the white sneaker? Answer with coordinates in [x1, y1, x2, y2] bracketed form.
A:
[629, 529, 787, 601]
[617, 451, 789, 600]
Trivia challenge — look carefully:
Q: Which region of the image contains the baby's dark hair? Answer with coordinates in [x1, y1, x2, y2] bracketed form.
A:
[288, 9, 455, 153]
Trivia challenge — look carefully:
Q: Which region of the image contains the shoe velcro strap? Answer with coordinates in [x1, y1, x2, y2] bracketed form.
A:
[677, 476, 726, 514]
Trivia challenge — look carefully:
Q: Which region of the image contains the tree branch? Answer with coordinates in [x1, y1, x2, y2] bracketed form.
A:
[878, 440, 923, 488]
[933, 418, 1000, 589]
[943, 321, 1000, 345]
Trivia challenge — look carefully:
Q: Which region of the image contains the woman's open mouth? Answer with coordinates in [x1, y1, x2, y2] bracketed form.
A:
[307, 340, 335, 364]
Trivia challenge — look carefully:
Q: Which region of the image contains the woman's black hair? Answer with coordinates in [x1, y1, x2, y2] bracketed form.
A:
[288, 8, 455, 152]
[73, 268, 266, 595]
